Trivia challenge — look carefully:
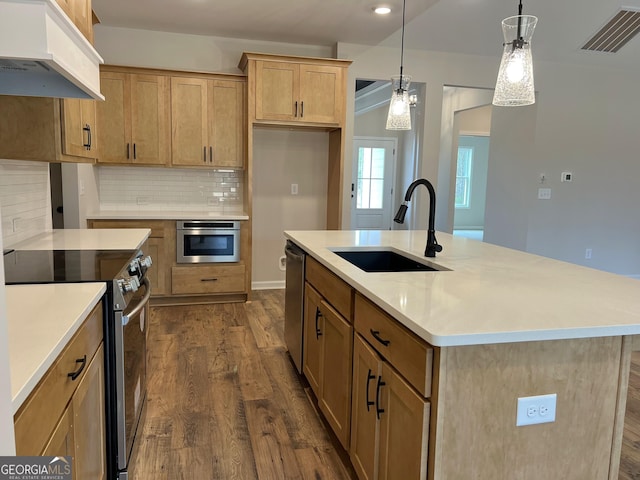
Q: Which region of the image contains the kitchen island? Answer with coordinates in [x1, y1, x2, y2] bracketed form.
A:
[285, 229, 640, 480]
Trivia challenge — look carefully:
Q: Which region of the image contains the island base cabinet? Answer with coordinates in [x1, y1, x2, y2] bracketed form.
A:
[303, 282, 353, 449]
[350, 334, 430, 480]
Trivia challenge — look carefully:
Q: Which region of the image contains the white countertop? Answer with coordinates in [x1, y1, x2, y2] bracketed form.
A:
[285, 230, 640, 347]
[87, 210, 249, 221]
[11, 228, 150, 251]
[6, 283, 106, 413]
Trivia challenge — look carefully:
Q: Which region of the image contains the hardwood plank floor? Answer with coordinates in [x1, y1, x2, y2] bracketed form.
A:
[129, 290, 356, 480]
[130, 290, 640, 479]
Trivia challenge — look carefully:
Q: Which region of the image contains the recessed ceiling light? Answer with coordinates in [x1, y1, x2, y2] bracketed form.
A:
[374, 7, 392, 15]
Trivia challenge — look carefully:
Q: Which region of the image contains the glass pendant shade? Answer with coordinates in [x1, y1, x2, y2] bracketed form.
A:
[492, 15, 537, 106]
[386, 75, 412, 130]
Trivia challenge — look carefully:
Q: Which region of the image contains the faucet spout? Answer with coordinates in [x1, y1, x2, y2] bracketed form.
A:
[393, 178, 443, 257]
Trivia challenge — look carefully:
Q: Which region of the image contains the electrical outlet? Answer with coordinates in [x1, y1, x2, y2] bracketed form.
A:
[585, 248, 592, 259]
[516, 394, 557, 426]
[537, 188, 551, 200]
[291, 183, 299, 195]
[136, 196, 150, 205]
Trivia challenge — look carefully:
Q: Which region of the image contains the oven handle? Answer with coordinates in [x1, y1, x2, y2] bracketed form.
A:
[122, 278, 151, 326]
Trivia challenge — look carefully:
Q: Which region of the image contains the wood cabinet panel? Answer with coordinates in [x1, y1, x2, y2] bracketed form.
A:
[73, 345, 106, 480]
[171, 264, 246, 295]
[303, 283, 323, 395]
[210, 80, 245, 168]
[42, 405, 74, 458]
[299, 64, 344, 124]
[171, 77, 208, 166]
[61, 98, 96, 158]
[97, 70, 170, 165]
[14, 302, 103, 456]
[355, 294, 432, 397]
[306, 256, 353, 320]
[255, 61, 298, 121]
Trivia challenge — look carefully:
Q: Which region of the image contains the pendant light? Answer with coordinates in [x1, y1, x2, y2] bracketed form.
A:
[492, 0, 537, 106]
[386, 0, 412, 130]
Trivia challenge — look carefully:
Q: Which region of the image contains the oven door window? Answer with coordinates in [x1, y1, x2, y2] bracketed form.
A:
[183, 234, 234, 257]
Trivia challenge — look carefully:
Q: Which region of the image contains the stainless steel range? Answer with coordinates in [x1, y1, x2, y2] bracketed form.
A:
[4, 248, 152, 480]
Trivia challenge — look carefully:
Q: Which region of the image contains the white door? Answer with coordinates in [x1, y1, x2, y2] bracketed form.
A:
[351, 137, 397, 230]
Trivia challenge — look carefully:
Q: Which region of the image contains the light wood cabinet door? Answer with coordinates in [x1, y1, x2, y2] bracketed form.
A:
[61, 99, 96, 159]
[73, 345, 106, 480]
[303, 283, 323, 396]
[350, 334, 382, 480]
[255, 61, 299, 122]
[171, 77, 209, 166]
[42, 404, 74, 457]
[378, 362, 430, 480]
[299, 64, 344, 124]
[72, 0, 93, 43]
[145, 237, 167, 296]
[97, 71, 170, 165]
[318, 298, 353, 450]
[209, 79, 244, 168]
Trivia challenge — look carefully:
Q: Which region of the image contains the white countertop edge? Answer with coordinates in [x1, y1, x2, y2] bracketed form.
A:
[87, 210, 250, 221]
[9, 283, 106, 413]
[10, 228, 151, 251]
[285, 232, 640, 347]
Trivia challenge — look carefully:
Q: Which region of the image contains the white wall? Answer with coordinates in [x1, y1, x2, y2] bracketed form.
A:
[0, 222, 16, 454]
[338, 42, 640, 276]
[252, 128, 328, 288]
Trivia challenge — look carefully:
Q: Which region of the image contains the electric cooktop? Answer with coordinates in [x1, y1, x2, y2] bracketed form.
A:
[3, 249, 139, 284]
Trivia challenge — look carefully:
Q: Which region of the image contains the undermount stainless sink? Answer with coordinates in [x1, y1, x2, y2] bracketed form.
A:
[332, 249, 448, 273]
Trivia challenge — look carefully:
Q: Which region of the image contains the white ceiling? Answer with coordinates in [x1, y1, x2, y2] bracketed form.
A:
[92, 0, 640, 70]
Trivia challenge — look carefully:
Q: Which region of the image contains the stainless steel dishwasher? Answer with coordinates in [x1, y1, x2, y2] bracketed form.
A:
[284, 240, 306, 373]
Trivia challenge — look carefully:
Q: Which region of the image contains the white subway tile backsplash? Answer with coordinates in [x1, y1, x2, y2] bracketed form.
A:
[97, 166, 244, 213]
[0, 159, 52, 247]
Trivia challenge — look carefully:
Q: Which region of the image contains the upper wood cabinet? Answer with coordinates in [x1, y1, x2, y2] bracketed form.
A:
[96, 68, 171, 166]
[55, 0, 94, 43]
[0, 96, 97, 163]
[171, 76, 245, 168]
[239, 53, 350, 127]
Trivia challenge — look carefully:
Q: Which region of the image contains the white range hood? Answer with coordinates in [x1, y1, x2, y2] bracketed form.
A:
[0, 0, 104, 100]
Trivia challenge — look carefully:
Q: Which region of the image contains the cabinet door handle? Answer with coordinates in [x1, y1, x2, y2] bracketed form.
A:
[133, 143, 137, 160]
[294, 100, 298, 118]
[370, 329, 390, 347]
[83, 124, 91, 149]
[68, 355, 87, 381]
[366, 369, 376, 411]
[300, 101, 304, 118]
[375, 376, 386, 420]
[200, 278, 218, 282]
[204, 146, 207, 163]
[210, 146, 213, 163]
[127, 143, 130, 159]
[315, 306, 323, 339]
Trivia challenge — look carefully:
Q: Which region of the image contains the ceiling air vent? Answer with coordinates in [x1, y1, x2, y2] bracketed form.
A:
[582, 8, 640, 53]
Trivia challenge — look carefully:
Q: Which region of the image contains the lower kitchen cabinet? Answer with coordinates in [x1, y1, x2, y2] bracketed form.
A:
[14, 303, 105, 480]
[171, 264, 246, 295]
[303, 282, 353, 449]
[350, 334, 430, 480]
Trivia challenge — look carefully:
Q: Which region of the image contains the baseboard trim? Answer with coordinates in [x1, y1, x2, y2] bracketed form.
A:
[252, 280, 286, 290]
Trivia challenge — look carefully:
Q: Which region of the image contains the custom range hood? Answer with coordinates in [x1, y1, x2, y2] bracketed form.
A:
[0, 0, 103, 99]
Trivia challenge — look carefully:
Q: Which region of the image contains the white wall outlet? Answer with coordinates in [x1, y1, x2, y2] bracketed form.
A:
[278, 255, 286, 271]
[538, 188, 551, 200]
[291, 183, 299, 195]
[516, 393, 557, 426]
[561, 172, 573, 182]
[585, 248, 592, 259]
[136, 196, 150, 205]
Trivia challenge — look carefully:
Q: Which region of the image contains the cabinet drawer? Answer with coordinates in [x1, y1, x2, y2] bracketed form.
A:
[14, 302, 103, 455]
[171, 264, 246, 295]
[354, 294, 433, 397]
[88, 219, 166, 237]
[306, 256, 353, 320]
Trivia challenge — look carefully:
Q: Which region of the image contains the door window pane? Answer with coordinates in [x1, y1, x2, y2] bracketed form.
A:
[455, 147, 473, 208]
[357, 147, 385, 210]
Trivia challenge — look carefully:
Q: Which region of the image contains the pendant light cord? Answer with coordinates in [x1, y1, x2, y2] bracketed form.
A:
[398, 0, 406, 91]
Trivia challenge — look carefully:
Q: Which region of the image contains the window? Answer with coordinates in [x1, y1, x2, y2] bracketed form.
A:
[356, 147, 385, 209]
[455, 147, 473, 208]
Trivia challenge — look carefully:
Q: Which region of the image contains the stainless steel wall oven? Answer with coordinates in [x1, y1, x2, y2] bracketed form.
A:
[176, 220, 240, 263]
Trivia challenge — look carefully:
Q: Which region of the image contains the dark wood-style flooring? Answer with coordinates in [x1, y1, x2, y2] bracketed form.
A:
[131, 290, 640, 479]
[130, 290, 355, 479]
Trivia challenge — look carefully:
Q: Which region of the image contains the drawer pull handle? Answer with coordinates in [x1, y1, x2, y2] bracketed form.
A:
[294, 101, 298, 117]
[127, 143, 130, 159]
[376, 376, 386, 419]
[83, 124, 91, 149]
[366, 369, 376, 411]
[201, 278, 218, 282]
[370, 329, 390, 347]
[68, 355, 87, 381]
[300, 101, 304, 118]
[315, 307, 323, 339]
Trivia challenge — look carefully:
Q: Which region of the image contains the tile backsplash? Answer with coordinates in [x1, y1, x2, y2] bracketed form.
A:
[0, 160, 51, 248]
[98, 166, 245, 213]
